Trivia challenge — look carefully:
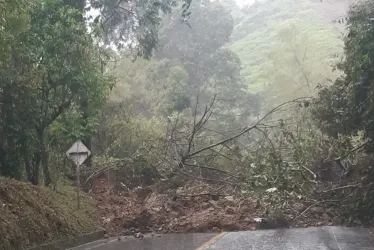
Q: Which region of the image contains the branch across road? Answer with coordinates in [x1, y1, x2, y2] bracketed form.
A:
[69, 227, 374, 250]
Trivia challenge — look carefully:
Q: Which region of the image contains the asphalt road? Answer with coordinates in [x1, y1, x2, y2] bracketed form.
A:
[69, 227, 374, 250]
[69, 233, 218, 250]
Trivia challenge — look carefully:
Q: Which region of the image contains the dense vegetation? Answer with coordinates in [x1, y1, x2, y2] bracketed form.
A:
[0, 0, 187, 185]
[2, 0, 374, 230]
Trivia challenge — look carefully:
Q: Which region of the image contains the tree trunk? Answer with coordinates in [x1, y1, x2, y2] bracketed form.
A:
[0, 145, 8, 177]
[1, 83, 21, 179]
[31, 152, 40, 185]
[37, 129, 52, 186]
[23, 150, 32, 183]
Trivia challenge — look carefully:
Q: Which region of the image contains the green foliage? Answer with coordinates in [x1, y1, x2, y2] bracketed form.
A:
[0, 0, 30, 178]
[154, 0, 258, 124]
[89, 0, 186, 58]
[110, 58, 190, 116]
[94, 102, 166, 181]
[102, 0, 260, 172]
[313, 0, 374, 147]
[310, 0, 374, 221]
[158, 0, 234, 59]
[0, 0, 29, 63]
[0, 0, 113, 184]
[230, 0, 343, 102]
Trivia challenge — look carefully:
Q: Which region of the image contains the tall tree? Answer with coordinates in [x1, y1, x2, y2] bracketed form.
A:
[156, 0, 254, 113]
[62, 0, 190, 167]
[0, 0, 113, 184]
[0, 0, 30, 178]
[313, 0, 374, 148]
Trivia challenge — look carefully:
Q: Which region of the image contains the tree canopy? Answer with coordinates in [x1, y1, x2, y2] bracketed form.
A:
[0, 0, 113, 183]
[230, 0, 343, 106]
[313, 0, 374, 149]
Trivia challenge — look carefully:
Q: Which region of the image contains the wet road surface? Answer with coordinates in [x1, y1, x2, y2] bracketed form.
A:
[69, 233, 218, 250]
[204, 226, 374, 250]
[70, 227, 374, 250]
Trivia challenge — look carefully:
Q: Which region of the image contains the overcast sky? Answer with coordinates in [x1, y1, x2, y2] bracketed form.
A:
[236, 0, 256, 7]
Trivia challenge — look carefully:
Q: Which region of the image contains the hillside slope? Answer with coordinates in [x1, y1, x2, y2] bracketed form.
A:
[0, 178, 98, 250]
[230, 0, 346, 99]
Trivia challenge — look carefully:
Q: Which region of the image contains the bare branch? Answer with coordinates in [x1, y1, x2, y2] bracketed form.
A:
[187, 97, 310, 159]
[322, 185, 359, 193]
[294, 200, 339, 220]
[183, 163, 244, 181]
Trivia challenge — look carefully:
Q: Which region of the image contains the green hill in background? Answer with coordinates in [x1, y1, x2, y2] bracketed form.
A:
[229, 0, 348, 100]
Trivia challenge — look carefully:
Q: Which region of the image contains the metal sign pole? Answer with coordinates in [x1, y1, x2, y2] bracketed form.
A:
[76, 142, 80, 209]
[77, 162, 80, 209]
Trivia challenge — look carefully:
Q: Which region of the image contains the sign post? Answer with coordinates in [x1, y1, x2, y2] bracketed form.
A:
[66, 140, 91, 209]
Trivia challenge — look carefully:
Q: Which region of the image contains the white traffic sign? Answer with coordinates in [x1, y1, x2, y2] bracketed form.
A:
[66, 140, 91, 166]
[66, 140, 91, 209]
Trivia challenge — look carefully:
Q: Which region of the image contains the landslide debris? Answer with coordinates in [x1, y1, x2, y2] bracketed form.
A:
[93, 177, 349, 237]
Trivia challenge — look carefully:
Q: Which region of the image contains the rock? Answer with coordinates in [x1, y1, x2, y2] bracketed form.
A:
[331, 216, 342, 225]
[104, 234, 109, 239]
[212, 227, 220, 232]
[208, 207, 215, 212]
[253, 217, 263, 223]
[212, 195, 220, 201]
[354, 219, 362, 225]
[293, 203, 306, 213]
[134, 187, 152, 200]
[326, 210, 335, 218]
[224, 196, 234, 201]
[310, 206, 324, 214]
[170, 211, 179, 218]
[225, 207, 235, 214]
[240, 206, 251, 213]
[208, 200, 218, 208]
[322, 213, 330, 221]
[152, 207, 161, 212]
[134, 232, 144, 239]
[103, 217, 111, 224]
[202, 202, 210, 209]
[157, 234, 162, 237]
[316, 222, 322, 226]
[98, 227, 107, 235]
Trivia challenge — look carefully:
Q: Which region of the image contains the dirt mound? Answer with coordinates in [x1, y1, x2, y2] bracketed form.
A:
[94, 177, 263, 236]
[0, 177, 98, 250]
[94, 176, 350, 237]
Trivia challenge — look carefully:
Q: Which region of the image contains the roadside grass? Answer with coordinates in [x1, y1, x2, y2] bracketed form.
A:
[0, 177, 98, 250]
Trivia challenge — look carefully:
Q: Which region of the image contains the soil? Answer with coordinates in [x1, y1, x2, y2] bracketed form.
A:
[92, 176, 343, 237]
[0, 177, 98, 250]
